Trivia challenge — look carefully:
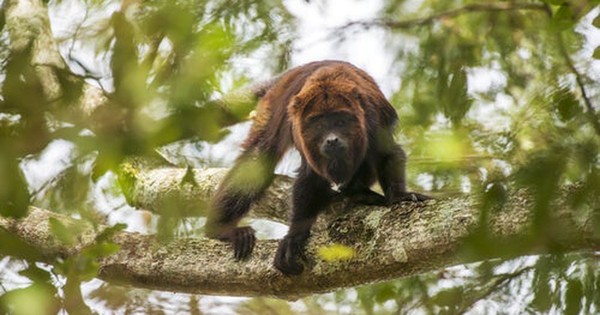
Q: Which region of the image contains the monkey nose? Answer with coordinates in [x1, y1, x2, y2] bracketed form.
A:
[321, 134, 347, 157]
[325, 135, 340, 146]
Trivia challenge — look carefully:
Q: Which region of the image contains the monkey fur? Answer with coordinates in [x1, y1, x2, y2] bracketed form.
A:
[205, 60, 430, 275]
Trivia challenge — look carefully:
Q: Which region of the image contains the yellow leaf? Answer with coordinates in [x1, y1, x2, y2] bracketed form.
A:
[317, 244, 355, 262]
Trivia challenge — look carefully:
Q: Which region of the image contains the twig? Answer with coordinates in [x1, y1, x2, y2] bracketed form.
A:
[337, 2, 547, 31]
[555, 32, 600, 137]
[457, 265, 535, 314]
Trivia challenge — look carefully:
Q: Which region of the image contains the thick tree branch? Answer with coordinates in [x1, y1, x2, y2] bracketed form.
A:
[2, 167, 600, 299]
[120, 166, 293, 224]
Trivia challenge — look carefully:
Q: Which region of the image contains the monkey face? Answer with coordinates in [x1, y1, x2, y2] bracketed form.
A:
[300, 111, 367, 186]
[289, 77, 370, 187]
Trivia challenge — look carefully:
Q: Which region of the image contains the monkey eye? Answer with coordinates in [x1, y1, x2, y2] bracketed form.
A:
[334, 120, 345, 127]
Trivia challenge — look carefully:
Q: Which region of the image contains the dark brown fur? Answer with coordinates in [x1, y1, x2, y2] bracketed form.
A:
[205, 60, 429, 275]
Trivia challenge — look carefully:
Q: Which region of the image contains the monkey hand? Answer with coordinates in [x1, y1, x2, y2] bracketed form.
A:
[230, 226, 256, 260]
[273, 232, 309, 276]
[206, 226, 256, 261]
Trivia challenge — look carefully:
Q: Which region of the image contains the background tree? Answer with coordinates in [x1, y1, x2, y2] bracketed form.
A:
[0, 0, 599, 314]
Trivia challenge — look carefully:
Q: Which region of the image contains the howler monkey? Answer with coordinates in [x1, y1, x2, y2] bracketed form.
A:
[206, 60, 429, 275]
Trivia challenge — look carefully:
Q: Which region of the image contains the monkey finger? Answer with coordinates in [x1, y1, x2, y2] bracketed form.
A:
[237, 241, 246, 260]
[411, 192, 433, 201]
[284, 240, 304, 275]
[233, 237, 244, 261]
[392, 192, 432, 203]
[238, 240, 251, 260]
[243, 231, 256, 259]
[290, 240, 308, 262]
[232, 229, 242, 260]
[236, 230, 248, 260]
[234, 227, 255, 260]
[297, 248, 309, 262]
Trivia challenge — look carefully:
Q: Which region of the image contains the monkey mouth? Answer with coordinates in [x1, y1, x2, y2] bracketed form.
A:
[325, 158, 351, 185]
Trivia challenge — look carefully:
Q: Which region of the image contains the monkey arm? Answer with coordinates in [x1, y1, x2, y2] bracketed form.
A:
[274, 167, 333, 275]
[206, 150, 278, 260]
[377, 142, 431, 203]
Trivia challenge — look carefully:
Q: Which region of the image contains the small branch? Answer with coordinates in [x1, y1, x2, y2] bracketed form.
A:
[338, 2, 546, 31]
[458, 265, 534, 313]
[555, 32, 600, 137]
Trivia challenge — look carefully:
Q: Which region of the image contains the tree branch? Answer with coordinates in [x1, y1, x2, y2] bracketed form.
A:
[120, 166, 293, 224]
[2, 168, 599, 300]
[555, 32, 600, 137]
[4, 0, 108, 116]
[337, 2, 546, 31]
[457, 265, 534, 313]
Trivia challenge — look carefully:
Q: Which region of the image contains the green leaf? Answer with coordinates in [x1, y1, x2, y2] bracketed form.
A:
[564, 279, 583, 315]
[0, 229, 41, 260]
[431, 287, 463, 307]
[444, 68, 471, 124]
[69, 255, 99, 281]
[373, 284, 397, 303]
[544, 0, 566, 5]
[551, 5, 577, 31]
[0, 283, 59, 315]
[95, 223, 127, 243]
[531, 261, 553, 312]
[593, 46, 600, 60]
[593, 13, 600, 28]
[83, 242, 121, 259]
[553, 87, 581, 121]
[18, 264, 52, 284]
[49, 217, 76, 245]
[0, 156, 30, 218]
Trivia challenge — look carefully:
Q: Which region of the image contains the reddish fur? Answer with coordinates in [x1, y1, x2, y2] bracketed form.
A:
[207, 60, 428, 274]
[245, 60, 397, 172]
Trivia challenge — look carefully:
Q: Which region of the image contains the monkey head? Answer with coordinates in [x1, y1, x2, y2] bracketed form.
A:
[289, 79, 368, 188]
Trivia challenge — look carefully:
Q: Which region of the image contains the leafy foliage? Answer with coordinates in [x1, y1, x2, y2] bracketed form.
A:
[0, 0, 599, 313]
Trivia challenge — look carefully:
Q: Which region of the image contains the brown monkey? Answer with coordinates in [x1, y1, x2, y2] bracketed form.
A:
[205, 60, 429, 275]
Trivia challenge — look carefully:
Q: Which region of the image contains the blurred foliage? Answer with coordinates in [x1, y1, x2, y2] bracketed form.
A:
[0, 0, 599, 314]
[1, 0, 293, 313]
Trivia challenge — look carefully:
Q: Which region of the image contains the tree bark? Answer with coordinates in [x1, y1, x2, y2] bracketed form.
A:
[2, 167, 599, 300]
